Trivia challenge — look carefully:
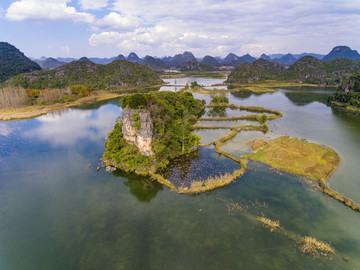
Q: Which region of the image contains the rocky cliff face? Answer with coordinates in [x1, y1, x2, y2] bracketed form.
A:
[121, 107, 154, 156]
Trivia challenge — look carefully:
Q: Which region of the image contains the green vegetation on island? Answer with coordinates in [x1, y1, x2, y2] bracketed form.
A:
[328, 72, 360, 114]
[247, 136, 360, 212]
[248, 136, 340, 181]
[103, 91, 205, 173]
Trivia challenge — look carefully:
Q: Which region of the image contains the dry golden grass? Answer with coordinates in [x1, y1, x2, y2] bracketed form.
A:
[250, 138, 265, 152]
[299, 236, 334, 259]
[227, 199, 248, 215]
[0, 87, 28, 107]
[257, 217, 281, 232]
[319, 180, 360, 212]
[199, 114, 261, 121]
[219, 129, 238, 142]
[247, 137, 360, 212]
[0, 91, 122, 121]
[248, 136, 340, 181]
[178, 169, 244, 194]
[150, 173, 176, 190]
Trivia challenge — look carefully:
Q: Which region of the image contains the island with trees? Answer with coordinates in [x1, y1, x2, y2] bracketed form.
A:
[101, 91, 360, 214]
[328, 72, 360, 115]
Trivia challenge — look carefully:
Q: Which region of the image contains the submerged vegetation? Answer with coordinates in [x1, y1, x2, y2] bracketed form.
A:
[222, 197, 335, 261]
[246, 136, 360, 212]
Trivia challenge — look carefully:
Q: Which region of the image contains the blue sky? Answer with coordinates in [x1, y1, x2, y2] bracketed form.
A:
[1, 0, 360, 59]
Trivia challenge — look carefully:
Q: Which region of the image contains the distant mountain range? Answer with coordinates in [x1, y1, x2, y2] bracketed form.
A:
[322, 46, 360, 61]
[144, 56, 169, 71]
[29, 45, 360, 72]
[180, 59, 215, 72]
[201, 55, 220, 67]
[2, 41, 360, 86]
[34, 57, 66, 69]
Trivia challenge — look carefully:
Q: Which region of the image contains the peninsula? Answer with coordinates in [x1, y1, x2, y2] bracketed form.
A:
[328, 72, 360, 115]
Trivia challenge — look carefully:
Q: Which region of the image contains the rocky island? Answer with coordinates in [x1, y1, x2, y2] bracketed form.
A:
[103, 91, 205, 178]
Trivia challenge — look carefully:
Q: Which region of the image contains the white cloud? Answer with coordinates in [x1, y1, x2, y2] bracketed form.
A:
[106, 0, 360, 56]
[92, 12, 142, 32]
[4, 0, 360, 57]
[0, 6, 4, 18]
[61, 45, 70, 54]
[6, 0, 94, 23]
[24, 106, 121, 147]
[78, 0, 108, 10]
[89, 31, 122, 46]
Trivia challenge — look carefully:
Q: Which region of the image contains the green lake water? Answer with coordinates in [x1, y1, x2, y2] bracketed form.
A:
[0, 80, 360, 269]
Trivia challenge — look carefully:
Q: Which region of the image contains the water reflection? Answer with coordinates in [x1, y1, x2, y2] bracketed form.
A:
[112, 170, 163, 202]
[163, 147, 240, 188]
[162, 77, 225, 87]
[207, 106, 227, 117]
[1, 78, 360, 269]
[230, 90, 267, 99]
[283, 90, 331, 106]
[23, 105, 121, 147]
[0, 123, 13, 136]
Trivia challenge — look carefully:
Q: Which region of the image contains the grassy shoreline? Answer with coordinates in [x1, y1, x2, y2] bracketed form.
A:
[246, 136, 360, 212]
[328, 100, 360, 116]
[0, 91, 124, 121]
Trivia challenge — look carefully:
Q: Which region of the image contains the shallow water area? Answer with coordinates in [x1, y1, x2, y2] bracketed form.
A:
[1, 81, 360, 269]
[161, 146, 240, 188]
[204, 107, 269, 118]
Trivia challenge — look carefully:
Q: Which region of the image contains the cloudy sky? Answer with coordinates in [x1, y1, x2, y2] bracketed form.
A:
[1, 0, 360, 59]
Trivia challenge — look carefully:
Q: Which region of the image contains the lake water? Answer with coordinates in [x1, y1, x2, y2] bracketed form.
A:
[1, 80, 360, 269]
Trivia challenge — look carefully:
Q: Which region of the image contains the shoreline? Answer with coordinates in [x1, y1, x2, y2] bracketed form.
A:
[0, 91, 124, 121]
[328, 100, 360, 116]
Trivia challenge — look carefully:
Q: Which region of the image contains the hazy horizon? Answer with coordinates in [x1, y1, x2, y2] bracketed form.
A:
[1, 0, 360, 59]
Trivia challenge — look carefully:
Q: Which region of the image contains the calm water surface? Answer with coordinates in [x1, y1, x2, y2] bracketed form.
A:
[1, 81, 360, 269]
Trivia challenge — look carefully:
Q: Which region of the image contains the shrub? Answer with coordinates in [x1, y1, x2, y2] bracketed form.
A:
[70, 85, 91, 96]
[210, 94, 229, 104]
[121, 93, 148, 109]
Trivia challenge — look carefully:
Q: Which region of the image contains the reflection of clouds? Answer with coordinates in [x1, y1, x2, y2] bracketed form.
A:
[0, 123, 13, 136]
[24, 105, 121, 146]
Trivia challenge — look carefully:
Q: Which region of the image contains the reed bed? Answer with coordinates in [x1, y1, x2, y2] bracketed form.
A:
[38, 88, 67, 104]
[178, 167, 246, 194]
[0, 87, 28, 107]
[318, 180, 360, 212]
[150, 173, 176, 191]
[299, 236, 335, 259]
[192, 125, 233, 130]
[219, 129, 238, 142]
[199, 114, 260, 121]
[257, 217, 281, 232]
